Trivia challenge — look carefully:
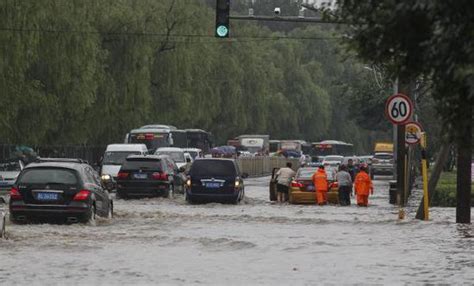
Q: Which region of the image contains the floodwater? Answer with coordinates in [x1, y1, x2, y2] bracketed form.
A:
[1, 176, 473, 285]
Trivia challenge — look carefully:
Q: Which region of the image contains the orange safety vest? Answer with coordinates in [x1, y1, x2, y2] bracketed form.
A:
[312, 169, 328, 192]
[354, 171, 373, 196]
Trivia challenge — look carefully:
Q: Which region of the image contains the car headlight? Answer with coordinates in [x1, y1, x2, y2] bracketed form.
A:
[234, 180, 240, 187]
[101, 174, 111, 181]
[186, 179, 192, 187]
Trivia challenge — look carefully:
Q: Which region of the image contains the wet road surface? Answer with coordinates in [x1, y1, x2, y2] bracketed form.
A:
[1, 177, 473, 285]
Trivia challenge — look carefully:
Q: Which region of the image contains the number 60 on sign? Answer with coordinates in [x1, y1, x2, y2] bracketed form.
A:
[385, 93, 413, 125]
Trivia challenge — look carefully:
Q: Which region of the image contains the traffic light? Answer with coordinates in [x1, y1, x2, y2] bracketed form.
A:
[215, 0, 230, 38]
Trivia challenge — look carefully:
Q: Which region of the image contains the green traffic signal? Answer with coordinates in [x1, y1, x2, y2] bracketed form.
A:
[216, 25, 229, 37]
[215, 0, 230, 38]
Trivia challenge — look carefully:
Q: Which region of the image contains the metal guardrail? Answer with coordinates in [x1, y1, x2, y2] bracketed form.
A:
[237, 157, 300, 177]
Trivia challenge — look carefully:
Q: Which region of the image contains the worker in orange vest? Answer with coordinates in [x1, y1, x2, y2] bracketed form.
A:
[354, 164, 374, 207]
[312, 165, 328, 205]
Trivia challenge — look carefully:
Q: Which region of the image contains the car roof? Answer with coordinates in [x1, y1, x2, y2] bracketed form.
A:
[324, 155, 344, 159]
[130, 128, 171, 133]
[106, 144, 147, 152]
[126, 155, 164, 161]
[140, 124, 177, 130]
[156, 147, 184, 152]
[182, 148, 202, 152]
[193, 158, 235, 163]
[25, 161, 86, 171]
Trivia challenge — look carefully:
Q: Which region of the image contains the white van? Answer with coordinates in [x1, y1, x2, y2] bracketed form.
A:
[154, 147, 188, 168]
[101, 144, 148, 178]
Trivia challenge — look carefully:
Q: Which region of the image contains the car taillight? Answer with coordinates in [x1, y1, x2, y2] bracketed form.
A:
[117, 172, 129, 179]
[291, 181, 304, 188]
[10, 187, 23, 200]
[73, 190, 91, 201]
[152, 172, 168, 180]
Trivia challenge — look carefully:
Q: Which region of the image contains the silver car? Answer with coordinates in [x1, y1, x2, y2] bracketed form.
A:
[0, 160, 25, 201]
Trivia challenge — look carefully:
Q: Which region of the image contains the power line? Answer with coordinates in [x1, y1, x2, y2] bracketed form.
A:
[0, 27, 342, 41]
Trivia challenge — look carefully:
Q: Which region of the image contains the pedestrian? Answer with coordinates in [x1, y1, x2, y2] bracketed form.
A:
[312, 165, 328, 205]
[354, 164, 374, 207]
[184, 157, 193, 174]
[274, 162, 296, 203]
[336, 164, 352, 206]
[299, 153, 306, 167]
[347, 158, 358, 182]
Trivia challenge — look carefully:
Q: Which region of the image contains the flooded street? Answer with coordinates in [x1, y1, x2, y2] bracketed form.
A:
[1, 176, 473, 285]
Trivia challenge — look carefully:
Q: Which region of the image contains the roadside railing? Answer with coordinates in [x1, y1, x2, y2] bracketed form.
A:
[237, 157, 300, 177]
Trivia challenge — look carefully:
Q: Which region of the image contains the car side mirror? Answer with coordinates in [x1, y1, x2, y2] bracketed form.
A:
[241, 172, 249, 179]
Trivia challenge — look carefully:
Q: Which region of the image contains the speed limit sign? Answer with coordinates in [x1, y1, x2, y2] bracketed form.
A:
[385, 93, 413, 125]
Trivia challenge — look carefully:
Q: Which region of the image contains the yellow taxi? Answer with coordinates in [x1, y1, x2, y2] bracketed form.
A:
[288, 166, 339, 204]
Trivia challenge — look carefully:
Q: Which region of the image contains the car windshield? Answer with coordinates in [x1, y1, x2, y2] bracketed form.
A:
[297, 168, 318, 178]
[103, 151, 141, 165]
[190, 160, 236, 177]
[0, 161, 21, 171]
[19, 168, 78, 185]
[374, 154, 393, 160]
[121, 159, 162, 171]
[156, 151, 185, 163]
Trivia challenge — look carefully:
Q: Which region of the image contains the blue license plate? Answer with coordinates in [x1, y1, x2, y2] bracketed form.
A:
[36, 192, 59, 201]
[134, 173, 148, 179]
[205, 182, 221, 188]
[306, 185, 314, 191]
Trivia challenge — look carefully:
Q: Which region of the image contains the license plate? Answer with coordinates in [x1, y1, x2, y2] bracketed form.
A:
[306, 185, 314, 191]
[205, 182, 221, 188]
[36, 192, 59, 201]
[134, 173, 148, 179]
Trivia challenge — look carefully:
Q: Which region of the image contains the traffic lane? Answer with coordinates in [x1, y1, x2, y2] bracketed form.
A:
[1, 177, 473, 285]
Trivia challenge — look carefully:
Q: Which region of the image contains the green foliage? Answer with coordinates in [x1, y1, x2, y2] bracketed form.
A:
[0, 0, 384, 153]
[430, 171, 474, 207]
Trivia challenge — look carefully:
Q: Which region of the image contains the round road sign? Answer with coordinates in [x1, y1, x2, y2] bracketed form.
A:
[385, 93, 413, 125]
[405, 121, 423, 145]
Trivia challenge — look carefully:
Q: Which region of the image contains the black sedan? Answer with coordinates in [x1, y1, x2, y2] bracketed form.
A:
[185, 158, 247, 204]
[9, 159, 113, 224]
[116, 155, 185, 199]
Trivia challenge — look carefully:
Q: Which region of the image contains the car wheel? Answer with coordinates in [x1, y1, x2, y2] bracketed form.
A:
[82, 204, 96, 224]
[10, 214, 26, 225]
[184, 190, 194, 204]
[116, 191, 127, 200]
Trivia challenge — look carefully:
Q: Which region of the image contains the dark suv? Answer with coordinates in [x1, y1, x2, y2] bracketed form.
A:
[185, 158, 246, 204]
[9, 159, 113, 224]
[116, 155, 185, 199]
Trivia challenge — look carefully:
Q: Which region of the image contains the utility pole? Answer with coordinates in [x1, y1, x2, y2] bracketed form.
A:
[396, 78, 410, 206]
